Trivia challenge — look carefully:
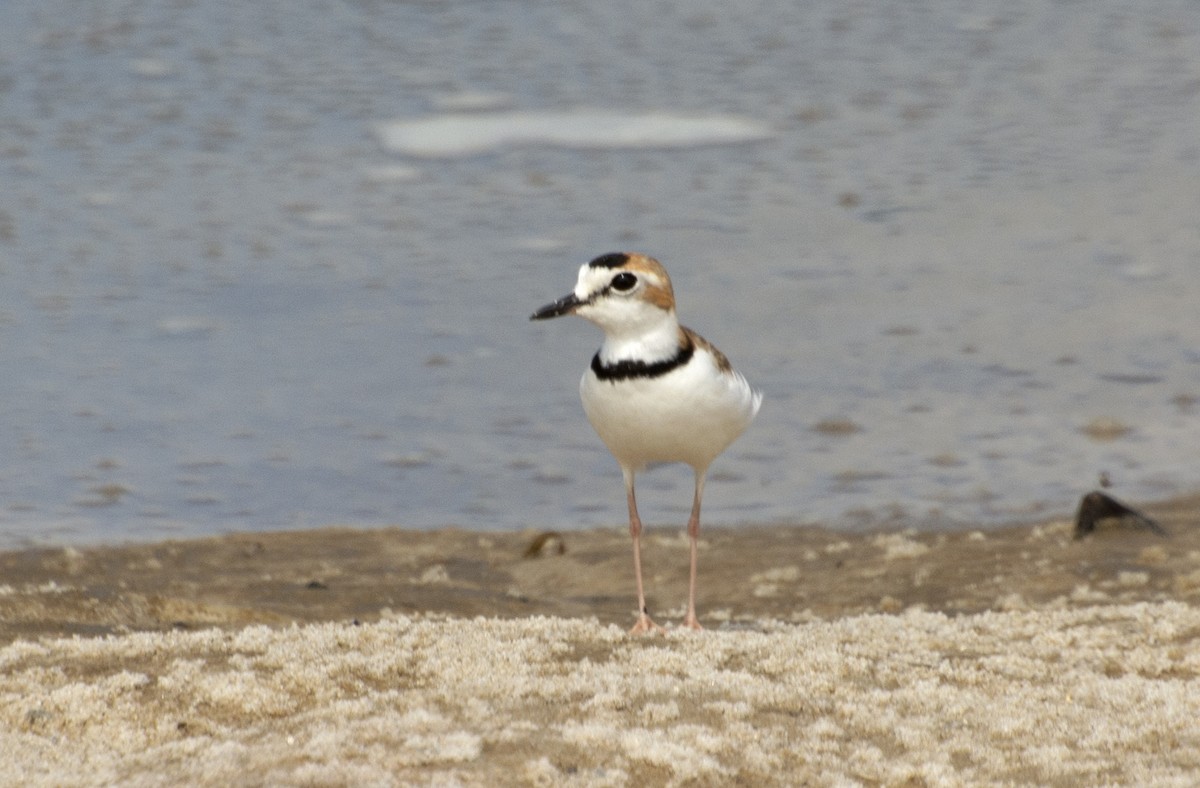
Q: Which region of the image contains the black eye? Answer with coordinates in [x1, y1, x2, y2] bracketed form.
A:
[611, 272, 637, 291]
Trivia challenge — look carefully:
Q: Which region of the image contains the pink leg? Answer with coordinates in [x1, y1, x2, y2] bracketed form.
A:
[681, 471, 707, 631]
[624, 470, 663, 634]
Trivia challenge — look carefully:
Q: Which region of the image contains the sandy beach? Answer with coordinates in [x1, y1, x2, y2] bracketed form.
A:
[3, 2, 1198, 784]
[2, 495, 1198, 785]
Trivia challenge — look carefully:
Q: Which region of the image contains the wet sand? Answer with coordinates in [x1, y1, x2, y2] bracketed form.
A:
[2, 496, 1198, 785]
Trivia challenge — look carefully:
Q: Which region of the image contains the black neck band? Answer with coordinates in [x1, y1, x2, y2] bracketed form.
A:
[591, 338, 694, 381]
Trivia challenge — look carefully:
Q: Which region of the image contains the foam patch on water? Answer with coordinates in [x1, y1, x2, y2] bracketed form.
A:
[374, 110, 773, 158]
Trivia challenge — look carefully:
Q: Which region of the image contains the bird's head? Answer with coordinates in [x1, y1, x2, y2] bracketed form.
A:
[530, 252, 677, 339]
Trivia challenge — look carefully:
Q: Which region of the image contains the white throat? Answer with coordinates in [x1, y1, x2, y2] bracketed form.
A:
[596, 311, 681, 365]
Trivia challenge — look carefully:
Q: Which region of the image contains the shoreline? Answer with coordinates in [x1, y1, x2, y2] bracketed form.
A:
[1, 495, 1197, 785]
[1, 491, 1197, 643]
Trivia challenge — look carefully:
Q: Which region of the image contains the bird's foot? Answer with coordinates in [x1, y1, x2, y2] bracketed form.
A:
[629, 614, 665, 635]
[680, 613, 704, 632]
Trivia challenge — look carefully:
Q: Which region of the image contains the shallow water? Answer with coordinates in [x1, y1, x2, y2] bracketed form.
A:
[1, 1, 1198, 548]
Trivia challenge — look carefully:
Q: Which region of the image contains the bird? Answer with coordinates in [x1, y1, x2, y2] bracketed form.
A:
[1073, 490, 1166, 539]
[530, 252, 762, 632]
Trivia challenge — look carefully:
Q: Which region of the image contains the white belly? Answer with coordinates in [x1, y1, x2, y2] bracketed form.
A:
[579, 350, 761, 473]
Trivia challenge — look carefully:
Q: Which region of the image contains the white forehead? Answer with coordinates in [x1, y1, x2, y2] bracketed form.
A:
[572, 261, 666, 298]
[573, 264, 612, 298]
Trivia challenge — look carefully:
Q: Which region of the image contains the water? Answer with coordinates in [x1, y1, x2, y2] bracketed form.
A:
[1, 0, 1198, 548]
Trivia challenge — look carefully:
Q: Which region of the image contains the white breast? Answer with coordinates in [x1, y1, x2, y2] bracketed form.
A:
[579, 346, 762, 473]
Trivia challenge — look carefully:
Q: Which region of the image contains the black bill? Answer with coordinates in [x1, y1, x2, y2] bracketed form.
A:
[530, 292, 585, 320]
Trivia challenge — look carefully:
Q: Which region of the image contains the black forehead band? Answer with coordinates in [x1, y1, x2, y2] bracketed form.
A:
[586, 252, 630, 269]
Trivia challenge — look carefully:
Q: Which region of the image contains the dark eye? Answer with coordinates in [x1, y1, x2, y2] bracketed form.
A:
[611, 272, 637, 291]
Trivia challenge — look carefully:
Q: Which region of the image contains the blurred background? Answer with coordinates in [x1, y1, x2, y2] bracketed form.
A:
[1, 0, 1198, 548]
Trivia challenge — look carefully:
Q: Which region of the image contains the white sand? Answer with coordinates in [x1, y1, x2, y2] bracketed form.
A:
[3, 603, 1198, 786]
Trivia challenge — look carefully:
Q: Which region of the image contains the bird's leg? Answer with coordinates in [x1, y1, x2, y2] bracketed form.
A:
[624, 470, 663, 634]
[681, 470, 706, 631]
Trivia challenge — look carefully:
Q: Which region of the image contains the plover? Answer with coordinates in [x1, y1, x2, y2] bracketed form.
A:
[531, 252, 762, 632]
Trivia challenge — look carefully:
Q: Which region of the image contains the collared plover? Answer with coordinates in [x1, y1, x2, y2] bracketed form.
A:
[531, 252, 762, 632]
